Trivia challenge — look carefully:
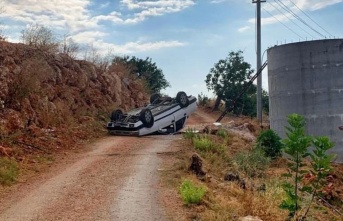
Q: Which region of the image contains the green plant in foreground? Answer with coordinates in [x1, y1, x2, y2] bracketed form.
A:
[300, 136, 335, 220]
[256, 129, 283, 159]
[180, 179, 206, 205]
[280, 114, 335, 220]
[280, 114, 312, 219]
[0, 158, 19, 186]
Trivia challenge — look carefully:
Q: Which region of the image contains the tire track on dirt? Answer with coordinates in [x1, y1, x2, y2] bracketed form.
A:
[0, 136, 174, 221]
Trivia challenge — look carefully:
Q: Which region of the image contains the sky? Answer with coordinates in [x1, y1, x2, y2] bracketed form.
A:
[0, 0, 342, 98]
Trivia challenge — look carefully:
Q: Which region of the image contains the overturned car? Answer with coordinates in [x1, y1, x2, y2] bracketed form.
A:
[107, 91, 197, 136]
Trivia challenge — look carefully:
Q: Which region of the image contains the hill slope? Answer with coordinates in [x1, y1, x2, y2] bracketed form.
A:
[0, 41, 148, 152]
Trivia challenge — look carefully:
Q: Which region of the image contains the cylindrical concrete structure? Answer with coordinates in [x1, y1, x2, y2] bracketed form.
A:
[267, 39, 343, 162]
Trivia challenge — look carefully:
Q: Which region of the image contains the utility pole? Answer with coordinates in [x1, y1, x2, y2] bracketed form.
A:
[252, 0, 265, 124]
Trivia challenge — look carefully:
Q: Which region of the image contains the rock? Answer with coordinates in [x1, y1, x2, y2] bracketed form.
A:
[239, 216, 263, 221]
[189, 153, 206, 177]
[202, 124, 221, 135]
[224, 172, 246, 190]
[224, 173, 240, 182]
[0, 40, 149, 137]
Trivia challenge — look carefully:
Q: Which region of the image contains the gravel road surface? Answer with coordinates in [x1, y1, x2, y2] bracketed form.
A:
[0, 135, 177, 221]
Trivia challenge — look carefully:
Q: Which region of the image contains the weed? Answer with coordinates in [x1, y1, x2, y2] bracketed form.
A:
[193, 136, 214, 152]
[180, 179, 206, 205]
[216, 129, 228, 138]
[193, 136, 224, 154]
[183, 128, 198, 140]
[256, 129, 283, 159]
[0, 158, 19, 185]
[233, 148, 271, 178]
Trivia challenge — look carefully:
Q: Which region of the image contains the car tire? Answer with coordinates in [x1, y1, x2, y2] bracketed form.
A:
[110, 109, 123, 121]
[176, 91, 189, 108]
[150, 93, 161, 104]
[140, 108, 154, 128]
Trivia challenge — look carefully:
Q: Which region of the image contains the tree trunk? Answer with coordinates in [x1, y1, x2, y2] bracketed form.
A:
[213, 95, 222, 111]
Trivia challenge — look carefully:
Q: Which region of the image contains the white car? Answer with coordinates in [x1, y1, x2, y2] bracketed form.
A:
[107, 91, 197, 136]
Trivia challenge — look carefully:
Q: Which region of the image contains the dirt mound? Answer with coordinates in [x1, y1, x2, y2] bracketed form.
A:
[0, 41, 149, 156]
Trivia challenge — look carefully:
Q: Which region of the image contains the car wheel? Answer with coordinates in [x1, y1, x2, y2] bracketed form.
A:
[110, 109, 123, 121]
[176, 91, 189, 108]
[140, 108, 154, 128]
[150, 93, 161, 104]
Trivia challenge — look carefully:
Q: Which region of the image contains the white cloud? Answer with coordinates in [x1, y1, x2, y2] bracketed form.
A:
[247, 0, 342, 26]
[103, 0, 196, 24]
[210, 0, 227, 3]
[310, 0, 343, 10]
[0, 0, 190, 55]
[238, 26, 251, 32]
[72, 31, 108, 44]
[0, 0, 96, 32]
[72, 30, 186, 54]
[115, 40, 186, 53]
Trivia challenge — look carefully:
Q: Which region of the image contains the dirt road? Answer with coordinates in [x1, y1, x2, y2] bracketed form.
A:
[0, 135, 179, 221]
[0, 109, 215, 221]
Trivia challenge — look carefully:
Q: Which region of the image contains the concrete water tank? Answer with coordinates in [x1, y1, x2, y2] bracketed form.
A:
[267, 39, 343, 162]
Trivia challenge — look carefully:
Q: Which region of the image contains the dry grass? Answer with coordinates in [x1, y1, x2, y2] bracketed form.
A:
[160, 122, 342, 221]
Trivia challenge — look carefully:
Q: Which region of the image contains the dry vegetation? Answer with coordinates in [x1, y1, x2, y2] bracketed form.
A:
[160, 108, 343, 221]
[0, 40, 149, 188]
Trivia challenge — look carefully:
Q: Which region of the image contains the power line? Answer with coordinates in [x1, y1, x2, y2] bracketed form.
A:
[268, 1, 315, 39]
[274, 0, 325, 38]
[262, 7, 304, 40]
[289, 0, 333, 38]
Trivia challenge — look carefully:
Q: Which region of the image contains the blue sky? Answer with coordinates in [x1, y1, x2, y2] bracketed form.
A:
[0, 0, 342, 97]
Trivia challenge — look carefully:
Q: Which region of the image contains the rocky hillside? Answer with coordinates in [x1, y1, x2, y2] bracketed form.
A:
[0, 41, 148, 150]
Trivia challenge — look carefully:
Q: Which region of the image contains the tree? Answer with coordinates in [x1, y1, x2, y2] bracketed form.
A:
[21, 24, 59, 53]
[112, 56, 170, 93]
[60, 34, 80, 59]
[205, 50, 255, 115]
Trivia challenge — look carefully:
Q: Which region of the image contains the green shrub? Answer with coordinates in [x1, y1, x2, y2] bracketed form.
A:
[193, 136, 224, 154]
[256, 129, 283, 159]
[216, 129, 228, 138]
[180, 179, 206, 205]
[193, 136, 213, 152]
[0, 158, 19, 186]
[279, 114, 335, 220]
[183, 128, 198, 140]
[233, 148, 271, 178]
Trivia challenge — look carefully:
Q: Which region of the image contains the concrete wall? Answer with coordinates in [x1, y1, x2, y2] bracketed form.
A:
[267, 39, 343, 162]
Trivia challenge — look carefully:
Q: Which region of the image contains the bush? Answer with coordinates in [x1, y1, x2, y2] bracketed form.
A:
[193, 136, 224, 154]
[21, 24, 59, 53]
[197, 93, 210, 106]
[183, 128, 198, 140]
[193, 136, 213, 152]
[233, 148, 270, 178]
[216, 129, 228, 138]
[256, 129, 283, 159]
[180, 179, 206, 205]
[0, 158, 19, 185]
